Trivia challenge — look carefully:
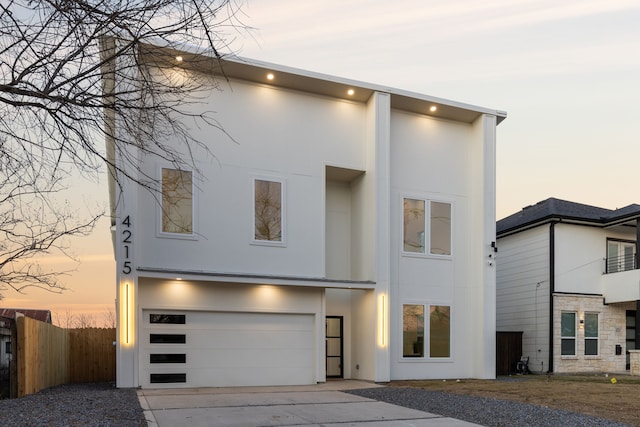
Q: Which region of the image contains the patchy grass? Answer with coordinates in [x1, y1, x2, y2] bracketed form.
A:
[390, 374, 640, 426]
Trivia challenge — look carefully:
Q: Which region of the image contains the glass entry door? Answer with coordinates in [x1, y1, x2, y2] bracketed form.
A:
[608, 241, 636, 273]
[326, 316, 343, 378]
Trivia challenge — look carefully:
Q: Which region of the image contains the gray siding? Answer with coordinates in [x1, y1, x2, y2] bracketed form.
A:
[497, 226, 551, 373]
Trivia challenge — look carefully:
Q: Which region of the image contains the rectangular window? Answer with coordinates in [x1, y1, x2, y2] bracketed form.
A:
[430, 202, 451, 256]
[150, 354, 186, 364]
[254, 179, 283, 242]
[584, 313, 599, 356]
[150, 334, 186, 344]
[403, 304, 424, 357]
[607, 240, 636, 273]
[430, 305, 451, 358]
[403, 198, 451, 256]
[561, 312, 576, 356]
[150, 373, 186, 383]
[403, 199, 425, 253]
[5, 341, 10, 354]
[161, 168, 193, 234]
[150, 314, 186, 324]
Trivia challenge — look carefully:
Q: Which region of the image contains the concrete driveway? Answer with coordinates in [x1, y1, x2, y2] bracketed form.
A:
[138, 380, 480, 426]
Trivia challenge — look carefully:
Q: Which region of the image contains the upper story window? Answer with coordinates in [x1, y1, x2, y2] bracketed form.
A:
[403, 198, 451, 256]
[161, 168, 193, 235]
[253, 178, 285, 245]
[606, 239, 636, 273]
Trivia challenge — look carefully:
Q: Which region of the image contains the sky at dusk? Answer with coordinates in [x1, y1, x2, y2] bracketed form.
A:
[3, 0, 640, 324]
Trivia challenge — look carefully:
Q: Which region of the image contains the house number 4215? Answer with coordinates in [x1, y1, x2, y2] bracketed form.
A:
[121, 215, 133, 275]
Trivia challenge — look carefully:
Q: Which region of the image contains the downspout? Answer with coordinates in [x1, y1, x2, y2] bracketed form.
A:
[635, 218, 640, 268]
[548, 221, 556, 373]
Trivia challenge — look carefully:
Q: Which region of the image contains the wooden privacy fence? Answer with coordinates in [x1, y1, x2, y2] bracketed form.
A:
[13, 316, 115, 398]
[69, 327, 116, 383]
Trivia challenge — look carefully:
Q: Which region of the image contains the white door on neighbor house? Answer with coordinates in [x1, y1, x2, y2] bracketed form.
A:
[140, 310, 316, 388]
[608, 241, 636, 273]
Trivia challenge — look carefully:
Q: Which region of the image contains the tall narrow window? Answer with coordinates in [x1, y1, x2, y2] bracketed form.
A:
[561, 312, 576, 356]
[607, 240, 636, 273]
[430, 202, 451, 255]
[403, 198, 425, 253]
[430, 305, 451, 358]
[161, 168, 193, 234]
[254, 179, 282, 242]
[402, 304, 424, 357]
[584, 313, 599, 356]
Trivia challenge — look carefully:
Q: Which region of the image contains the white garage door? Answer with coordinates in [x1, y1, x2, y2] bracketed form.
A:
[140, 310, 315, 388]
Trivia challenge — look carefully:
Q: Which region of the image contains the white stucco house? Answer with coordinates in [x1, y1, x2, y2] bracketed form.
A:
[496, 198, 640, 374]
[104, 41, 506, 388]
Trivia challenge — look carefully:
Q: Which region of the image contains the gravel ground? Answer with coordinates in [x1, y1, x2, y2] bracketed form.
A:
[0, 382, 146, 427]
[0, 382, 632, 427]
[348, 387, 631, 427]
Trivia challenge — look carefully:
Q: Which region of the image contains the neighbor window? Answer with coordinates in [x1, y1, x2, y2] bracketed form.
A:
[561, 312, 576, 356]
[161, 168, 193, 234]
[403, 198, 451, 256]
[254, 179, 283, 242]
[607, 240, 636, 273]
[430, 305, 451, 358]
[403, 304, 424, 357]
[584, 313, 599, 356]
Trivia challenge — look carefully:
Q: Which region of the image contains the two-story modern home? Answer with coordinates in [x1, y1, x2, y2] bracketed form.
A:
[104, 40, 506, 388]
[496, 198, 640, 374]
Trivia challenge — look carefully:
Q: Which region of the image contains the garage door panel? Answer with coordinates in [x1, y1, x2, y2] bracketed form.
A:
[195, 366, 314, 387]
[186, 348, 314, 368]
[141, 310, 315, 388]
[183, 329, 312, 349]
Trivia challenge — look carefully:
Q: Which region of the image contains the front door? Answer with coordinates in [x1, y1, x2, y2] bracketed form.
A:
[325, 316, 343, 378]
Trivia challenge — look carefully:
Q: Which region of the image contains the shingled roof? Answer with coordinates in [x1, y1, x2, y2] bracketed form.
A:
[497, 198, 640, 237]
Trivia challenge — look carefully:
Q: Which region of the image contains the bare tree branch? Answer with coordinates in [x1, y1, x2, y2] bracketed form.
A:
[0, 0, 249, 295]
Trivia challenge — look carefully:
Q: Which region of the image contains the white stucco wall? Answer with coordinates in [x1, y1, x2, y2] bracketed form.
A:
[112, 55, 502, 386]
[388, 111, 496, 380]
[135, 75, 369, 279]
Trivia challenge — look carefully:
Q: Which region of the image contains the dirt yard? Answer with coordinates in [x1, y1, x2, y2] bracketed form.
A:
[390, 374, 640, 426]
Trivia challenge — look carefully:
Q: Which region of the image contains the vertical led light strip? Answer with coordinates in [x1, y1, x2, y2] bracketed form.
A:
[125, 283, 129, 344]
[378, 294, 387, 348]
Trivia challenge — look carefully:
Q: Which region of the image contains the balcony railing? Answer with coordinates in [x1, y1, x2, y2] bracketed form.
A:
[605, 254, 638, 274]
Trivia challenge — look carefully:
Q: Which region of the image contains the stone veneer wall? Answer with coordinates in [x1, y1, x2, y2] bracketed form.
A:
[630, 350, 640, 375]
[553, 294, 633, 373]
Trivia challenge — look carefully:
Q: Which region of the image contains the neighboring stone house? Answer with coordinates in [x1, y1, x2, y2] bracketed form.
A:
[104, 40, 506, 388]
[496, 198, 640, 374]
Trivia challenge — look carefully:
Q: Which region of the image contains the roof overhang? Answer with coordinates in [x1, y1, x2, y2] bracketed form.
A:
[139, 42, 507, 125]
[498, 214, 640, 239]
[137, 267, 376, 290]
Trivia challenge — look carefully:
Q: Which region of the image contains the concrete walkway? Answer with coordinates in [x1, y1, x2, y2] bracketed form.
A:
[138, 380, 480, 426]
